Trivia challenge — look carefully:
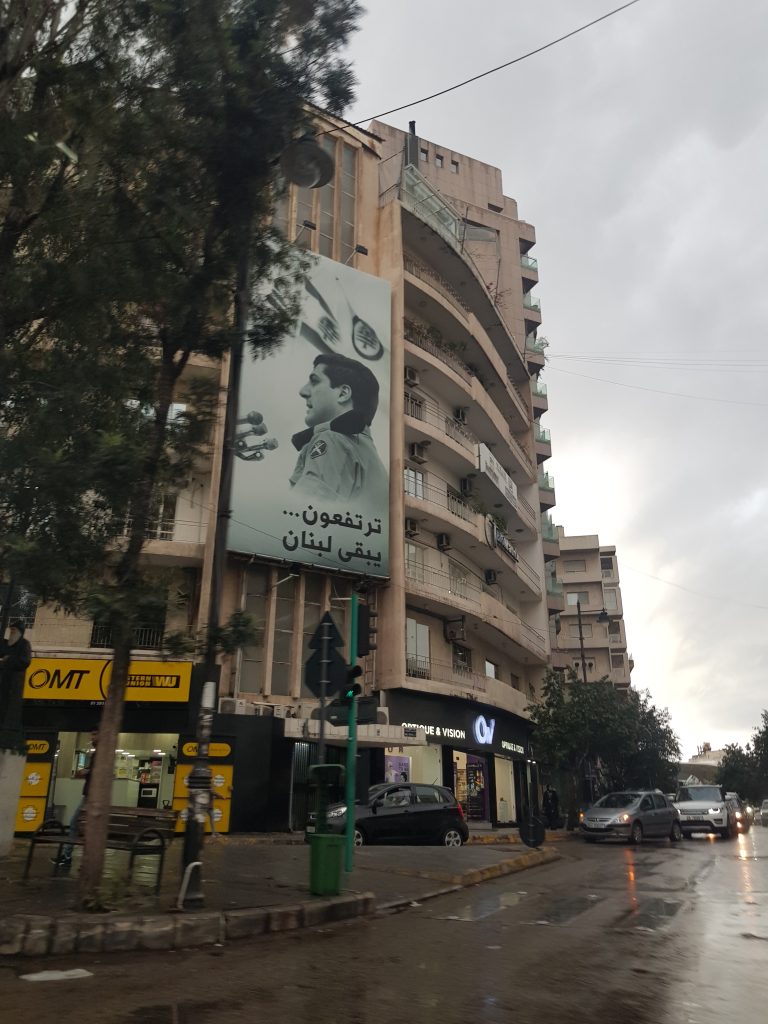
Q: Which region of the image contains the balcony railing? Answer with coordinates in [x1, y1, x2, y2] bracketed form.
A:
[523, 294, 541, 312]
[405, 654, 487, 693]
[405, 560, 482, 605]
[90, 623, 166, 650]
[403, 254, 471, 316]
[538, 471, 555, 491]
[403, 320, 473, 384]
[601, 568, 616, 579]
[525, 333, 547, 354]
[546, 576, 563, 596]
[404, 391, 477, 454]
[404, 472, 479, 527]
[532, 379, 547, 398]
[520, 254, 538, 271]
[534, 423, 551, 444]
[541, 514, 558, 542]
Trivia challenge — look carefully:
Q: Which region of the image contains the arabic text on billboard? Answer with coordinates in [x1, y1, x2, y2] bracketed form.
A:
[229, 255, 391, 577]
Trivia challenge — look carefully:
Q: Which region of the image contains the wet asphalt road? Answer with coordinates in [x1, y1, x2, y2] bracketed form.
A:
[2, 826, 766, 1024]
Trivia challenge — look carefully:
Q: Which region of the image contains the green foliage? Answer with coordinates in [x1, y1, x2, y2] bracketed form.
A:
[527, 669, 681, 802]
[716, 744, 761, 804]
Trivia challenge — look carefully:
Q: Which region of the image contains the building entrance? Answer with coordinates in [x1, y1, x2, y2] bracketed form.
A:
[453, 750, 489, 822]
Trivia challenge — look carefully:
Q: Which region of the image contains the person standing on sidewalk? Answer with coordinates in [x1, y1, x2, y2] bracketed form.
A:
[542, 785, 560, 829]
[54, 730, 98, 869]
[0, 619, 32, 751]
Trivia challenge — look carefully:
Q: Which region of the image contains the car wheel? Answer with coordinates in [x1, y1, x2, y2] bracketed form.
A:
[354, 828, 365, 846]
[442, 828, 464, 847]
[628, 821, 643, 845]
[719, 824, 732, 840]
[670, 820, 683, 843]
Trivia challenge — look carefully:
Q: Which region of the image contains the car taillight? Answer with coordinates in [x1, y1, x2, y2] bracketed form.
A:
[457, 802, 465, 819]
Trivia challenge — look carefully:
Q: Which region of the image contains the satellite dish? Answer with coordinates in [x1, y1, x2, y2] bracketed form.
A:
[280, 135, 335, 189]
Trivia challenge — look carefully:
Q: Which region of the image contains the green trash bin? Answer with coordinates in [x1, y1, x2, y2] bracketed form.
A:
[309, 832, 344, 896]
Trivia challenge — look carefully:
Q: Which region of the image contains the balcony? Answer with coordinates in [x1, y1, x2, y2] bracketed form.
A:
[403, 655, 533, 717]
[546, 574, 564, 613]
[523, 294, 541, 312]
[541, 513, 559, 561]
[534, 422, 552, 463]
[475, 443, 538, 536]
[406, 654, 486, 694]
[403, 319, 473, 384]
[525, 333, 546, 374]
[538, 470, 556, 510]
[523, 293, 542, 326]
[531, 378, 548, 415]
[403, 254, 471, 321]
[520, 254, 539, 272]
[90, 622, 166, 650]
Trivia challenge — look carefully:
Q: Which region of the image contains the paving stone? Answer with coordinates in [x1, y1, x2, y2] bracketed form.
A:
[103, 917, 140, 953]
[267, 904, 303, 932]
[174, 912, 222, 949]
[138, 915, 175, 951]
[0, 916, 26, 956]
[21, 915, 53, 957]
[224, 908, 268, 940]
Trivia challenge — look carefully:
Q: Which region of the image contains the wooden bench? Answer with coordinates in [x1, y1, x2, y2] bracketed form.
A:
[23, 806, 177, 894]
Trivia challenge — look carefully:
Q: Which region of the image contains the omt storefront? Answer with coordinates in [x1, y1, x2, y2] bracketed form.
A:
[16, 656, 199, 834]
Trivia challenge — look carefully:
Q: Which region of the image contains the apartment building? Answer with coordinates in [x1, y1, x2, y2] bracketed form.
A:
[12, 113, 556, 833]
[550, 529, 633, 690]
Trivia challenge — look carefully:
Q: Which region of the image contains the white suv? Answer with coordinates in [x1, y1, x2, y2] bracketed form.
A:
[674, 785, 738, 839]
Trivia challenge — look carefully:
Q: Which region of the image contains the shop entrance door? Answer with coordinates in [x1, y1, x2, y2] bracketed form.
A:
[453, 751, 489, 822]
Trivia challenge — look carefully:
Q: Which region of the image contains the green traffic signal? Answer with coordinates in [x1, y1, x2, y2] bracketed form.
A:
[344, 664, 363, 700]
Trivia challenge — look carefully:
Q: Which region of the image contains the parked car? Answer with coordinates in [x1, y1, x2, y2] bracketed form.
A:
[306, 783, 469, 847]
[725, 793, 751, 833]
[579, 790, 682, 845]
[760, 800, 768, 827]
[674, 785, 738, 839]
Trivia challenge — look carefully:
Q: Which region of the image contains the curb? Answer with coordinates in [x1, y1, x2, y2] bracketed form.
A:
[468, 832, 575, 845]
[378, 845, 561, 913]
[0, 891, 376, 959]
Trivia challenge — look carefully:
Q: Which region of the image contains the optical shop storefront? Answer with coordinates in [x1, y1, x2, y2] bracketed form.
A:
[385, 691, 533, 827]
[16, 656, 199, 835]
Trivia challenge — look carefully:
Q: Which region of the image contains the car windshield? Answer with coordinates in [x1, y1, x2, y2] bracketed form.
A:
[676, 786, 722, 803]
[594, 793, 641, 809]
[367, 784, 389, 801]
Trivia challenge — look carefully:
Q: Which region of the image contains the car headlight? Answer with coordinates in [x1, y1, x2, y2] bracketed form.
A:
[327, 807, 346, 818]
[708, 807, 722, 815]
[735, 811, 742, 819]
[579, 811, 585, 822]
[746, 806, 753, 814]
[610, 813, 631, 825]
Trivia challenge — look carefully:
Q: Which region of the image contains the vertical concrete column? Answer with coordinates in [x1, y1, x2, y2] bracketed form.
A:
[0, 750, 25, 857]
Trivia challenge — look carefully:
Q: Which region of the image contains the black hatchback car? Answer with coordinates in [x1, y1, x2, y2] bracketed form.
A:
[307, 782, 469, 847]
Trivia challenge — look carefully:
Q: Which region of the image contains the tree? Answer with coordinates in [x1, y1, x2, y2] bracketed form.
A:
[1, 0, 361, 905]
[716, 744, 760, 804]
[528, 670, 681, 826]
[750, 711, 768, 796]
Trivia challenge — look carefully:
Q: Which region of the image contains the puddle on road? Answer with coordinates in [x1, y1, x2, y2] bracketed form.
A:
[527, 894, 605, 926]
[433, 890, 528, 922]
[614, 897, 683, 932]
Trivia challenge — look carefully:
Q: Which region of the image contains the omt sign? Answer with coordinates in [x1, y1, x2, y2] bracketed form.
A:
[23, 658, 192, 703]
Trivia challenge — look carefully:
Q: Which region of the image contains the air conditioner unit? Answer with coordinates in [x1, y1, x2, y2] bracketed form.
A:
[405, 517, 420, 538]
[459, 477, 475, 497]
[454, 407, 469, 425]
[404, 366, 420, 387]
[408, 442, 428, 465]
[295, 702, 317, 720]
[484, 569, 498, 585]
[444, 618, 466, 642]
[436, 532, 451, 551]
[218, 698, 253, 715]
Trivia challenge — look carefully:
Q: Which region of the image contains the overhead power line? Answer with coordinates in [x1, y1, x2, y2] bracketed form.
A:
[547, 366, 768, 408]
[622, 563, 768, 612]
[346, 0, 644, 128]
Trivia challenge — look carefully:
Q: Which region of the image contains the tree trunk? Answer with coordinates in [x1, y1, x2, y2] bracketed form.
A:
[77, 625, 130, 905]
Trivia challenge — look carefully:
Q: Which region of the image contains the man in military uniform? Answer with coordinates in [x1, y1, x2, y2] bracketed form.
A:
[290, 353, 388, 503]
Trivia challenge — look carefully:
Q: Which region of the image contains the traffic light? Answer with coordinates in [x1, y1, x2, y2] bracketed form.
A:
[356, 603, 378, 657]
[344, 664, 363, 701]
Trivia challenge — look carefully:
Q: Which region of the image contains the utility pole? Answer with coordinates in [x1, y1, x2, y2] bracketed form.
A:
[344, 592, 359, 872]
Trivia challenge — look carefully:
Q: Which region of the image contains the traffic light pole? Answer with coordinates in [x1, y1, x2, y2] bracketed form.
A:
[344, 592, 359, 872]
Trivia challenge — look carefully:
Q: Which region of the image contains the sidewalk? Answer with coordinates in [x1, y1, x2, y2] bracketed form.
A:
[0, 833, 561, 958]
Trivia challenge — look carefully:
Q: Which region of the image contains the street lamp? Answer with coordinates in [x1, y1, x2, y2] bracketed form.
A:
[179, 133, 335, 909]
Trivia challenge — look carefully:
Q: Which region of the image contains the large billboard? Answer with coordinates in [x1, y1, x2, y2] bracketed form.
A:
[229, 255, 391, 577]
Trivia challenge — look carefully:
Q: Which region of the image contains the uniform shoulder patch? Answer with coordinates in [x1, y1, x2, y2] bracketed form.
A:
[309, 439, 327, 459]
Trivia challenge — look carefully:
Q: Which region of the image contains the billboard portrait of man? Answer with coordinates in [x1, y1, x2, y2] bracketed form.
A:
[229, 256, 391, 578]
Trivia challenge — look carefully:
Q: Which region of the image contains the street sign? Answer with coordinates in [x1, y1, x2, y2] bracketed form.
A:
[304, 648, 347, 699]
[308, 611, 344, 651]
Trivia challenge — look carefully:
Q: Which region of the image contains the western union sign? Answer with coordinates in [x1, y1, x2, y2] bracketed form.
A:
[23, 658, 192, 703]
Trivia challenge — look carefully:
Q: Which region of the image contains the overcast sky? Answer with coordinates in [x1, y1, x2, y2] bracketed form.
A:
[344, 0, 768, 759]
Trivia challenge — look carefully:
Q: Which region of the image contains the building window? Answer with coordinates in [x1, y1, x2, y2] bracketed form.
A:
[419, 147, 428, 162]
[452, 644, 472, 673]
[406, 617, 430, 678]
[448, 559, 468, 599]
[299, 574, 325, 698]
[564, 559, 586, 572]
[604, 589, 618, 610]
[484, 660, 498, 679]
[568, 623, 592, 638]
[318, 136, 336, 257]
[405, 541, 425, 583]
[566, 591, 589, 606]
[611, 654, 625, 669]
[271, 575, 296, 695]
[404, 467, 425, 500]
[340, 142, 357, 264]
[435, 154, 444, 168]
[600, 557, 614, 571]
[450, 159, 459, 174]
[242, 567, 269, 694]
[0, 583, 38, 630]
[510, 672, 520, 690]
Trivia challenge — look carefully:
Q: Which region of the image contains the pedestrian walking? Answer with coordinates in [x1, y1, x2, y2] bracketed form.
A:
[53, 729, 98, 869]
[542, 785, 560, 829]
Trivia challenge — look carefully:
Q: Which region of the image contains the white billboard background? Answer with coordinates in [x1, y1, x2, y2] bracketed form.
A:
[229, 255, 391, 577]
